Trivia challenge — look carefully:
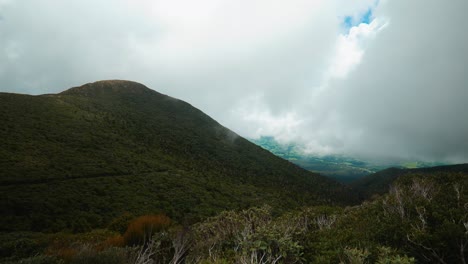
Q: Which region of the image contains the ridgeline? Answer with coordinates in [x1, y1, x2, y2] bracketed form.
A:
[0, 80, 355, 232]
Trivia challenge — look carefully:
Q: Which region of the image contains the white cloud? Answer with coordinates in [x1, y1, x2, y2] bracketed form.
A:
[325, 0, 468, 162]
[230, 94, 304, 143]
[329, 19, 386, 79]
[0, 0, 466, 162]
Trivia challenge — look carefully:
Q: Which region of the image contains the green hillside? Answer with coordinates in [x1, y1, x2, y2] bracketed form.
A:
[351, 164, 468, 200]
[3, 80, 466, 263]
[0, 80, 354, 233]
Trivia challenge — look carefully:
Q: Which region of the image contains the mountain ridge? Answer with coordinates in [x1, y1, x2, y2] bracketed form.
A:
[0, 80, 355, 232]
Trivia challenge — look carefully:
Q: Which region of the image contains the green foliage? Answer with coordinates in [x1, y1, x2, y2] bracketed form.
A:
[69, 246, 127, 264]
[351, 164, 468, 200]
[376, 247, 415, 264]
[336, 172, 467, 263]
[0, 81, 354, 234]
[190, 205, 314, 263]
[339, 247, 415, 264]
[1, 255, 64, 264]
[0, 232, 50, 261]
[107, 212, 135, 234]
[2, 170, 465, 263]
[0, 238, 40, 260]
[1, 81, 467, 263]
[341, 247, 370, 264]
[341, 247, 415, 264]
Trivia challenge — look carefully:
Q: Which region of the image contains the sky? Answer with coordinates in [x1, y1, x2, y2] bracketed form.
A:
[0, 0, 467, 163]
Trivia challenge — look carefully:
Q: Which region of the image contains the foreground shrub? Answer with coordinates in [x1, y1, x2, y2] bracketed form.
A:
[340, 247, 415, 264]
[101, 235, 125, 249]
[123, 214, 172, 246]
[128, 227, 191, 264]
[70, 245, 128, 264]
[189, 205, 304, 263]
[2, 255, 64, 264]
[0, 237, 43, 260]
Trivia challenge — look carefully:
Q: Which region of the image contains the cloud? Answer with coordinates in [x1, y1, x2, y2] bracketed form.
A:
[0, 0, 466, 162]
[230, 94, 304, 144]
[228, 0, 468, 163]
[329, 0, 468, 162]
[329, 18, 386, 79]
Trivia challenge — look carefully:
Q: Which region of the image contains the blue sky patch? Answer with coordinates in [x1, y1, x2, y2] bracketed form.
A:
[361, 9, 372, 24]
[343, 16, 354, 29]
[342, 8, 373, 32]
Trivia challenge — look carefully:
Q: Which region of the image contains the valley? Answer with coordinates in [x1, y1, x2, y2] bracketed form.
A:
[251, 136, 446, 183]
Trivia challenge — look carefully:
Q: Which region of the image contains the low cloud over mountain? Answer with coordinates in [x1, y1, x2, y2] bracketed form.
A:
[1, 0, 466, 162]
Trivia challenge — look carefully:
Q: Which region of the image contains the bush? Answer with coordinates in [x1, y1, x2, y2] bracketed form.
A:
[123, 214, 171, 246]
[102, 235, 125, 248]
[3, 255, 64, 264]
[0, 238, 41, 259]
[70, 246, 128, 264]
[190, 206, 304, 263]
[107, 212, 134, 234]
[51, 246, 78, 263]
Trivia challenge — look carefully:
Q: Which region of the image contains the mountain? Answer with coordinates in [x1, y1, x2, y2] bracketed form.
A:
[351, 163, 468, 200]
[251, 136, 447, 183]
[0, 80, 354, 232]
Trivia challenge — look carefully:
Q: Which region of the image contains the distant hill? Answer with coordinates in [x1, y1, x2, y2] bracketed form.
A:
[250, 137, 374, 182]
[0, 80, 355, 232]
[251, 136, 447, 183]
[350, 163, 468, 200]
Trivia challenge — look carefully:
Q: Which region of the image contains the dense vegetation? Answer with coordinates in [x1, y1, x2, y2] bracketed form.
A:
[1, 80, 466, 263]
[1, 171, 466, 263]
[0, 80, 353, 234]
[351, 164, 468, 200]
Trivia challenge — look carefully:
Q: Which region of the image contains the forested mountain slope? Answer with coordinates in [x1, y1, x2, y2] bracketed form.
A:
[0, 80, 354, 232]
[351, 163, 468, 200]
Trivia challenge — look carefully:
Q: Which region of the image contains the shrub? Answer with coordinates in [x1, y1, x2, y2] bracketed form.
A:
[3, 255, 64, 264]
[190, 205, 304, 263]
[0, 238, 41, 259]
[102, 235, 125, 248]
[70, 246, 128, 264]
[123, 214, 171, 246]
[44, 229, 119, 262]
[376, 247, 415, 264]
[108, 212, 134, 234]
[341, 247, 370, 264]
[52, 246, 78, 263]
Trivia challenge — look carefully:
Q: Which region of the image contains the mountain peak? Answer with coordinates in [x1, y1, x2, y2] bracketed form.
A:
[60, 80, 157, 97]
